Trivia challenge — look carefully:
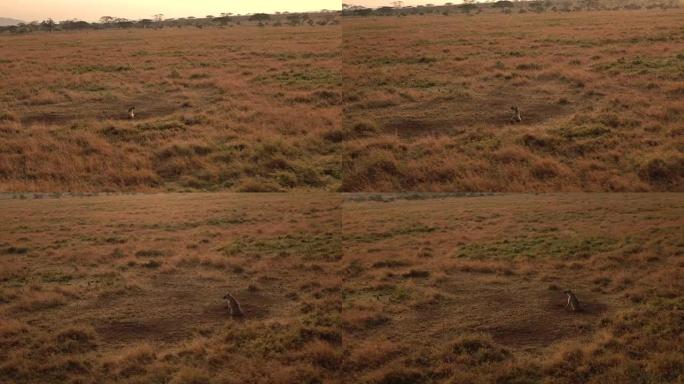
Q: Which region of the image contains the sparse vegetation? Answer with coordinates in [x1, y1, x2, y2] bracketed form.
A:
[0, 193, 343, 383]
[0, 193, 682, 382]
[0, 22, 341, 192]
[1, 3, 682, 383]
[342, 193, 684, 383]
[342, 9, 684, 191]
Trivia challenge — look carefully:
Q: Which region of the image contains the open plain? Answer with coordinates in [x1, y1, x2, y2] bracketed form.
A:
[1, 5, 683, 384]
[1, 193, 682, 383]
[0, 193, 343, 383]
[342, 10, 684, 192]
[0, 25, 341, 192]
[342, 193, 684, 383]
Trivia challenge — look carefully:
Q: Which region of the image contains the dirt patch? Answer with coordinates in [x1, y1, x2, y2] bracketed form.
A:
[18, 93, 197, 126]
[20, 111, 75, 126]
[378, 82, 577, 138]
[478, 288, 609, 348]
[90, 274, 279, 347]
[384, 118, 456, 137]
[383, 278, 612, 351]
[96, 319, 178, 344]
[97, 95, 192, 121]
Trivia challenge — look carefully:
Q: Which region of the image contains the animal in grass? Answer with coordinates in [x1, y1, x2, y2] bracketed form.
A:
[127, 107, 136, 119]
[223, 292, 245, 317]
[564, 290, 581, 312]
[510, 105, 522, 123]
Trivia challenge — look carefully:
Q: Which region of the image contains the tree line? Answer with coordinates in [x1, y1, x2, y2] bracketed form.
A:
[342, 0, 679, 16]
[0, 11, 340, 34]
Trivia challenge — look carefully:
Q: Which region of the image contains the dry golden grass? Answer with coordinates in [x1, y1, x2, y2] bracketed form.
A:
[342, 193, 684, 383]
[342, 10, 684, 192]
[1, 193, 682, 382]
[0, 25, 341, 192]
[2, 11, 683, 192]
[0, 193, 343, 383]
[1, 9, 683, 383]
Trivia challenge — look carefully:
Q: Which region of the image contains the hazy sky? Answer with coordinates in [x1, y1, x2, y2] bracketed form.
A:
[0, 0, 340, 22]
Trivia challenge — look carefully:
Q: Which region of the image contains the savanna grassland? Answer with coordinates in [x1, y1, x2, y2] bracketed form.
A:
[0, 25, 341, 192]
[1, 193, 682, 383]
[0, 193, 344, 383]
[341, 193, 684, 383]
[342, 10, 684, 192]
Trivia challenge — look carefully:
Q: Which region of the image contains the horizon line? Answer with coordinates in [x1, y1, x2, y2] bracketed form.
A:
[1, 7, 341, 24]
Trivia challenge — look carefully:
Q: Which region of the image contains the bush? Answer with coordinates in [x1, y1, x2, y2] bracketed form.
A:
[446, 334, 511, 365]
[530, 159, 562, 180]
[638, 155, 684, 185]
[352, 120, 380, 136]
[54, 327, 97, 353]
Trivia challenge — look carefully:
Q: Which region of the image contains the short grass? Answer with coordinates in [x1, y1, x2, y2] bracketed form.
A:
[1, 193, 682, 383]
[341, 9, 684, 192]
[342, 193, 684, 383]
[0, 193, 343, 383]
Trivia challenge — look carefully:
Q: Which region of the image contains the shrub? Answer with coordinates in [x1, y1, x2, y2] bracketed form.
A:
[638, 155, 684, 186]
[340, 150, 402, 191]
[446, 334, 511, 365]
[54, 327, 97, 353]
[530, 159, 563, 180]
[352, 120, 380, 136]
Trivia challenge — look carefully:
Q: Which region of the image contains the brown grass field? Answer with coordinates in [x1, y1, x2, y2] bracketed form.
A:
[1, 7, 683, 384]
[1, 193, 682, 383]
[0, 25, 341, 192]
[0, 193, 343, 383]
[342, 10, 684, 192]
[2, 10, 684, 193]
[342, 193, 683, 383]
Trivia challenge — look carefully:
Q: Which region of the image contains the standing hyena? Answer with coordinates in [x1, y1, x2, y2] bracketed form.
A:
[564, 290, 581, 312]
[510, 106, 522, 123]
[223, 292, 245, 317]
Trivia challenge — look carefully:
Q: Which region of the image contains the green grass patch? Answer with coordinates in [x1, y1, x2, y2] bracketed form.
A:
[360, 283, 413, 303]
[556, 124, 612, 140]
[593, 55, 684, 80]
[221, 232, 341, 262]
[453, 235, 619, 261]
[253, 69, 340, 87]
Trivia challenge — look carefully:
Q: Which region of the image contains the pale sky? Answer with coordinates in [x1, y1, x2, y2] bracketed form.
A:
[0, 0, 340, 22]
